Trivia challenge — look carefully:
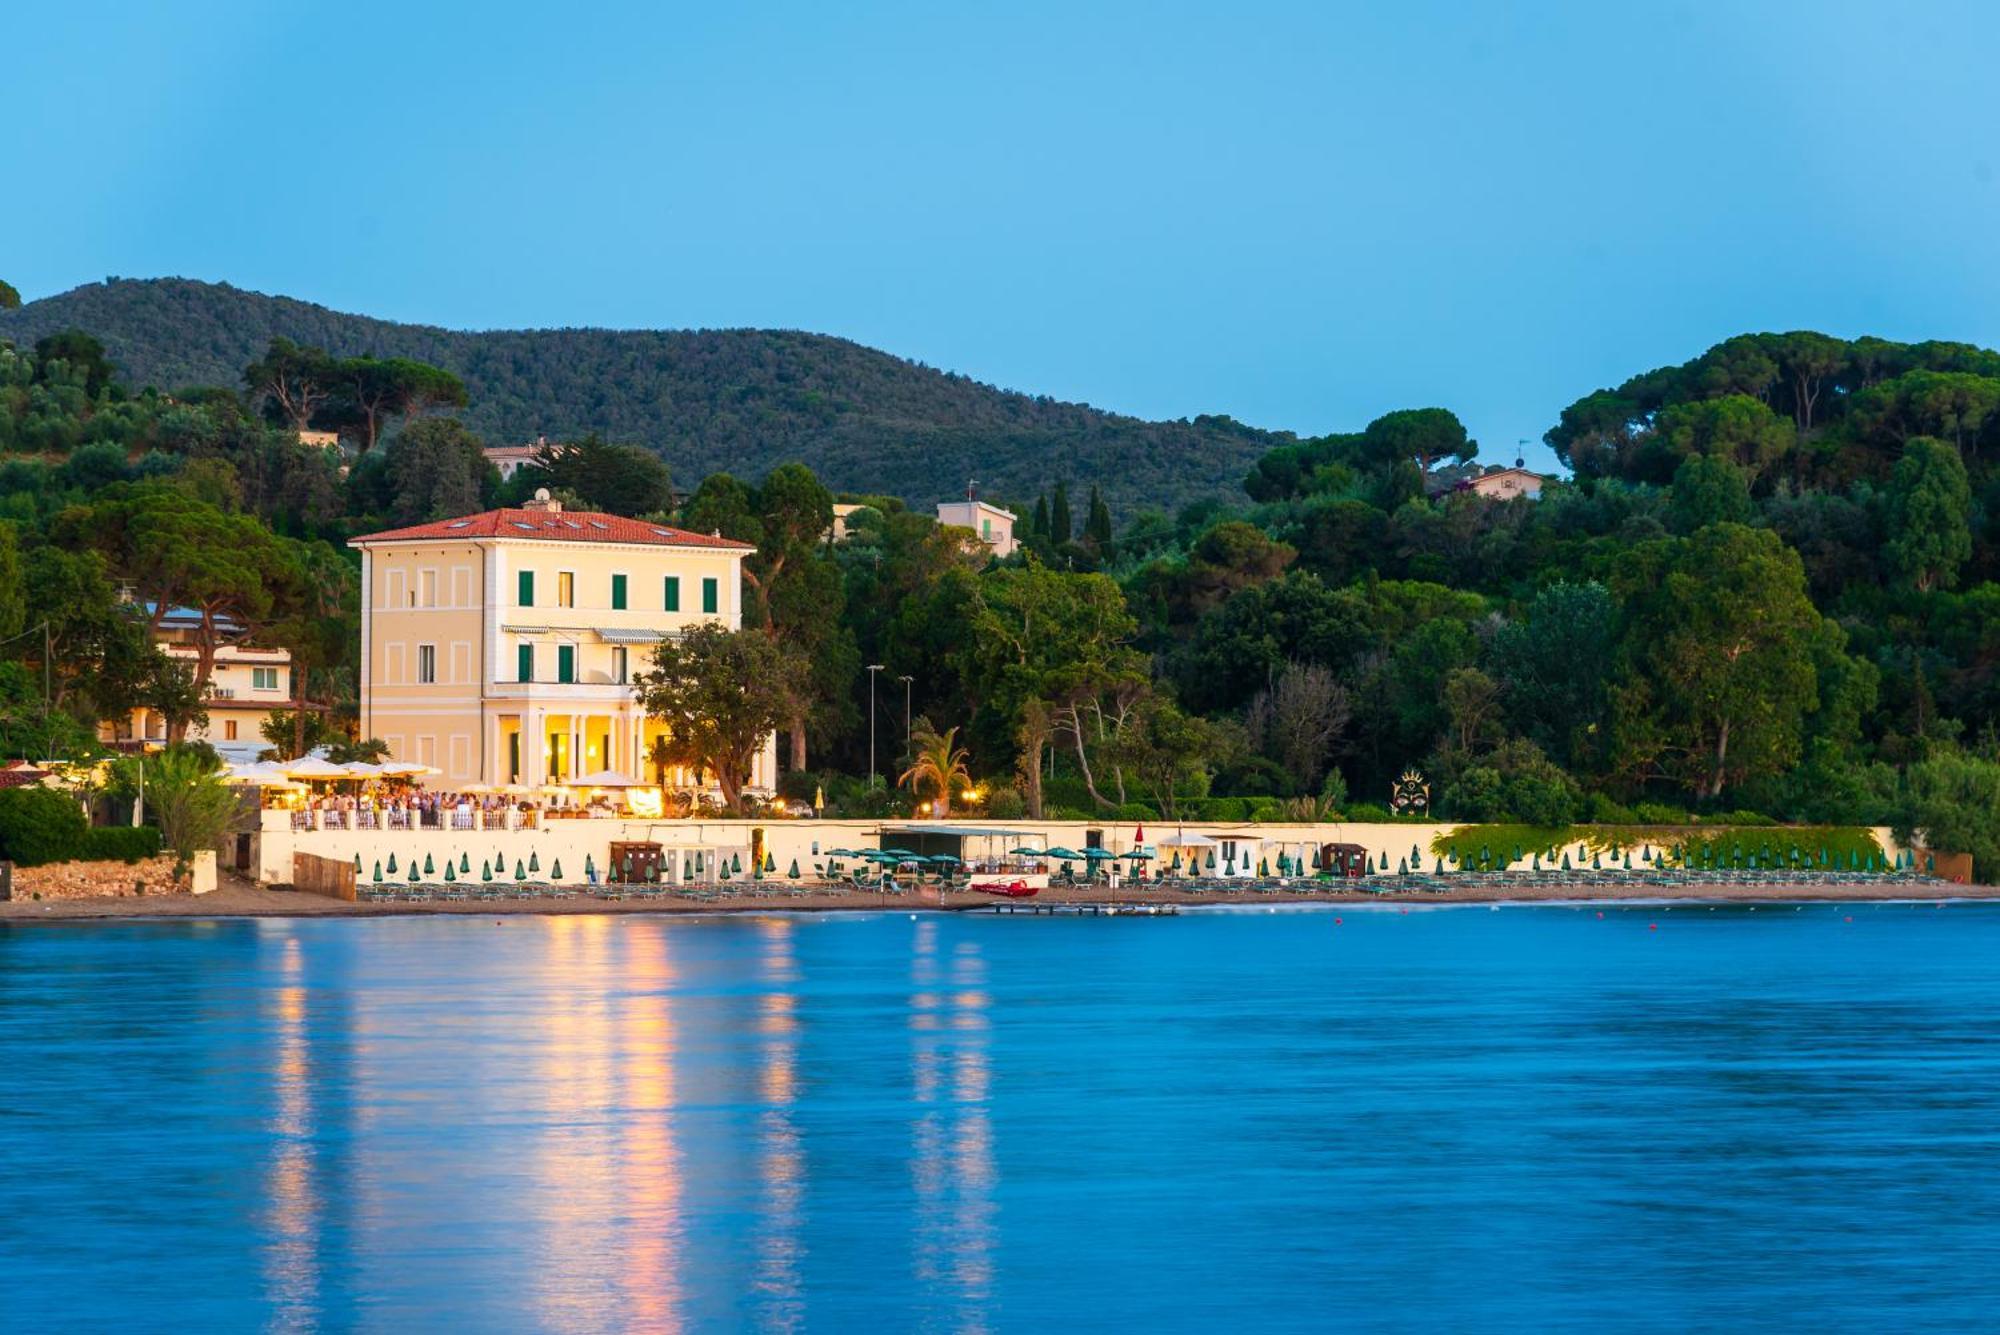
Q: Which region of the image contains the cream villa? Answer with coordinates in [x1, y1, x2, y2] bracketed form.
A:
[102, 604, 294, 750]
[349, 491, 776, 794]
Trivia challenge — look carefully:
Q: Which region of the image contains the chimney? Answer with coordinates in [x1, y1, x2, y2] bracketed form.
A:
[966, 478, 979, 502]
[524, 487, 562, 514]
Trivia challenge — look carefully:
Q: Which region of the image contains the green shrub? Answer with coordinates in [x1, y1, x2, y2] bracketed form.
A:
[1708, 809, 1777, 826]
[1112, 802, 1158, 821]
[1344, 801, 1391, 821]
[1199, 797, 1251, 821]
[1587, 794, 1639, 824]
[986, 786, 1026, 820]
[1248, 800, 1289, 822]
[1632, 802, 1688, 825]
[83, 826, 162, 863]
[0, 788, 88, 866]
[776, 769, 821, 802]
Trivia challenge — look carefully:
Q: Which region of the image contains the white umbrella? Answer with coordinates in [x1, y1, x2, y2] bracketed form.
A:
[339, 761, 387, 778]
[283, 756, 348, 780]
[569, 768, 646, 788]
[1155, 832, 1218, 848]
[225, 762, 295, 787]
[378, 761, 442, 778]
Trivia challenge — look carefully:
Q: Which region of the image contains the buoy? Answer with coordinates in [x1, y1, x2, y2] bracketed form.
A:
[1648, 923, 1658, 931]
[1843, 915, 1853, 923]
[1334, 917, 1343, 926]
[1595, 911, 1604, 919]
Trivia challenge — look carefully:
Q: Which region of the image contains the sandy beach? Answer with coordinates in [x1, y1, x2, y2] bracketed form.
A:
[2, 870, 1992, 921]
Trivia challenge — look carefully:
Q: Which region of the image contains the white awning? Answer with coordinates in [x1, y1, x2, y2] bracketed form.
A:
[595, 627, 665, 645]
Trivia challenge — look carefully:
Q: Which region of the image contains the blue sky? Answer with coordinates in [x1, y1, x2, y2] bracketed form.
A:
[7, 1, 1999, 471]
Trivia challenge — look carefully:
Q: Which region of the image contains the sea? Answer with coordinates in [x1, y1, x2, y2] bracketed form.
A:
[3, 902, 1997, 1332]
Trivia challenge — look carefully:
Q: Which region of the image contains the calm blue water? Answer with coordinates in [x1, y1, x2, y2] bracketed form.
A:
[3, 904, 1998, 1332]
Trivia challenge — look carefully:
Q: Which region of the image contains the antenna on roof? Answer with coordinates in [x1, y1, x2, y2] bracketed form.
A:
[1515, 439, 1527, 469]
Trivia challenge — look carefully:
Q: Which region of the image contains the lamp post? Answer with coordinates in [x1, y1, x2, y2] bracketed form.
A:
[898, 674, 913, 750]
[866, 664, 885, 789]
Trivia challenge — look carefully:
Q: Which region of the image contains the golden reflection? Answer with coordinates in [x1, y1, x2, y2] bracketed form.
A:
[618, 922, 684, 1335]
[753, 918, 804, 1331]
[910, 925, 996, 1328]
[261, 932, 320, 1323]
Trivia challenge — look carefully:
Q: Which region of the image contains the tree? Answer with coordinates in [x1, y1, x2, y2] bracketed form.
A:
[0, 278, 20, 310]
[0, 522, 25, 643]
[325, 356, 466, 452]
[1101, 695, 1214, 818]
[1883, 437, 1973, 592]
[34, 330, 116, 398]
[1361, 407, 1473, 474]
[1243, 661, 1349, 792]
[517, 435, 672, 516]
[242, 337, 337, 432]
[1049, 483, 1073, 545]
[898, 720, 971, 816]
[1655, 395, 1793, 481]
[1085, 484, 1114, 548]
[138, 747, 244, 879]
[1489, 581, 1616, 771]
[1667, 454, 1753, 533]
[140, 654, 209, 745]
[633, 623, 799, 814]
[1613, 524, 1821, 800]
[1895, 747, 2000, 880]
[384, 417, 491, 523]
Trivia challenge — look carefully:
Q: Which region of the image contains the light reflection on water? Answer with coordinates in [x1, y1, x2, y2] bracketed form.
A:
[4, 905, 2000, 1331]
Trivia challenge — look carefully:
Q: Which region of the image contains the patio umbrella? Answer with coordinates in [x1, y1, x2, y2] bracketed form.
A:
[422, 853, 435, 876]
[551, 858, 563, 880]
[481, 860, 493, 881]
[584, 854, 596, 881]
[352, 852, 362, 872]
[443, 861, 456, 883]
[408, 861, 420, 883]
[528, 851, 540, 873]
[514, 859, 527, 881]
[372, 861, 383, 882]
[386, 853, 398, 874]
[379, 761, 443, 778]
[225, 762, 295, 786]
[788, 859, 800, 879]
[284, 756, 348, 781]
[459, 852, 471, 874]
[569, 768, 645, 788]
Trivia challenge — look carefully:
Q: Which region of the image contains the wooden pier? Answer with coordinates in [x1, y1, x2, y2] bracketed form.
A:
[981, 901, 1180, 916]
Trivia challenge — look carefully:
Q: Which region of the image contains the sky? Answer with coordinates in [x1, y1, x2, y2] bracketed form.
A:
[7, 1, 2000, 472]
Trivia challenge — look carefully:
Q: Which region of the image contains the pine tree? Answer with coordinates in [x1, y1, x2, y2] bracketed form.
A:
[1049, 482, 1072, 544]
[1031, 493, 1049, 538]
[1085, 484, 1113, 547]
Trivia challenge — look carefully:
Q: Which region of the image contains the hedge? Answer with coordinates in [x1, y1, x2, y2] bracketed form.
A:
[83, 826, 163, 863]
[1428, 823, 1885, 869]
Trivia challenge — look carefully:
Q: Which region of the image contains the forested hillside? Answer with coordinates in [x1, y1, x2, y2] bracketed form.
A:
[0, 278, 1279, 512]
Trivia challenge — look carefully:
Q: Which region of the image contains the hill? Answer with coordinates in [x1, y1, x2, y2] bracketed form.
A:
[0, 278, 1283, 512]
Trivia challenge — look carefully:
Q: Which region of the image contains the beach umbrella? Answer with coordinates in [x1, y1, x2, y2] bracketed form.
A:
[515, 859, 526, 881]
[423, 853, 435, 876]
[284, 756, 348, 782]
[788, 858, 800, 879]
[1276, 852, 1290, 876]
[1396, 857, 1408, 875]
[1205, 849, 1217, 870]
[459, 852, 471, 874]
[481, 860, 492, 881]
[732, 852, 744, 874]
[764, 851, 777, 873]
[551, 858, 563, 880]
[1561, 852, 1571, 870]
[1532, 852, 1540, 870]
[387, 852, 398, 874]
[352, 852, 362, 872]
[1258, 857, 1270, 877]
[407, 861, 420, 883]
[1411, 844, 1422, 866]
[372, 860, 383, 882]
[444, 861, 456, 883]
[585, 854, 596, 880]
[1434, 856, 1444, 874]
[528, 851, 540, 873]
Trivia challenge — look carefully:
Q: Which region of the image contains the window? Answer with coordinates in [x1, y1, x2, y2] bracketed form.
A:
[518, 570, 535, 607]
[982, 518, 991, 538]
[611, 574, 627, 610]
[664, 576, 680, 611]
[557, 644, 575, 684]
[417, 644, 436, 684]
[701, 576, 718, 614]
[518, 643, 534, 682]
[508, 732, 521, 783]
[420, 569, 438, 608]
[612, 647, 628, 684]
[224, 720, 238, 741]
[557, 571, 575, 608]
[252, 667, 278, 691]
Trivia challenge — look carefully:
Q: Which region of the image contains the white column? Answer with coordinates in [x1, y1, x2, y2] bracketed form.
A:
[525, 707, 544, 785]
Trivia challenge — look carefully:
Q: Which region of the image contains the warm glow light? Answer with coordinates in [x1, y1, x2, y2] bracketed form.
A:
[625, 788, 664, 818]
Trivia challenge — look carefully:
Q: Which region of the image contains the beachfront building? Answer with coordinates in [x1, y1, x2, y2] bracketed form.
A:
[100, 604, 295, 751]
[935, 490, 1018, 557]
[348, 490, 776, 793]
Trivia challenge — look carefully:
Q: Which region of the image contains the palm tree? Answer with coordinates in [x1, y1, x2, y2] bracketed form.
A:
[898, 722, 971, 818]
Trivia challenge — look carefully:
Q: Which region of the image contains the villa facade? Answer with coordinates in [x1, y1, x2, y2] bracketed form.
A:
[935, 497, 1018, 557]
[349, 492, 776, 792]
[101, 605, 295, 751]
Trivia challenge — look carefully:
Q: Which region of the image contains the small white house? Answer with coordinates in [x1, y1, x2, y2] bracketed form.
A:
[936, 495, 1018, 557]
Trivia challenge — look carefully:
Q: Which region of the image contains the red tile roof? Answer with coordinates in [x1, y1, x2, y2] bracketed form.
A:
[348, 509, 756, 551]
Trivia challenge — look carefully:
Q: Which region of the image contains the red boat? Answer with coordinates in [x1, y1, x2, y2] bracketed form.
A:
[970, 879, 1039, 899]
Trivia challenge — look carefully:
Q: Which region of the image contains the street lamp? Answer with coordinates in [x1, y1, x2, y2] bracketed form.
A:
[897, 674, 913, 750]
[866, 664, 885, 789]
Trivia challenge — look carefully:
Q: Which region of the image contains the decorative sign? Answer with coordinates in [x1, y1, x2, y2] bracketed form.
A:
[1390, 769, 1429, 817]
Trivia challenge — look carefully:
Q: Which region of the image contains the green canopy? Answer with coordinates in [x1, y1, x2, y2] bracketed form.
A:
[1042, 846, 1084, 860]
[371, 860, 383, 883]
[550, 858, 563, 880]
[514, 859, 527, 880]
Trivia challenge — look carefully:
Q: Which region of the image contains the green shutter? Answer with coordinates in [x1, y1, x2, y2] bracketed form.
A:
[664, 576, 680, 611]
[702, 577, 718, 614]
[558, 645, 575, 684]
[611, 574, 627, 610]
[517, 643, 533, 682]
[518, 570, 534, 607]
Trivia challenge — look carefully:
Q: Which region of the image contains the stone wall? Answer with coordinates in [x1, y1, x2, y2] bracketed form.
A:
[12, 856, 185, 901]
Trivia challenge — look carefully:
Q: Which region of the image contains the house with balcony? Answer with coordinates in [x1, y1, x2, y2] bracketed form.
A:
[101, 604, 295, 750]
[935, 489, 1018, 557]
[348, 490, 774, 793]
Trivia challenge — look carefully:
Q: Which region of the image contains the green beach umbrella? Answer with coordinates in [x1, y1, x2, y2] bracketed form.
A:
[387, 852, 398, 874]
[353, 852, 362, 872]
[788, 858, 800, 879]
[459, 852, 471, 874]
[585, 854, 596, 880]
[481, 859, 493, 881]
[407, 861, 420, 883]
[528, 851, 540, 873]
[372, 860, 383, 882]
[444, 861, 456, 882]
[1206, 849, 1217, 870]
[515, 859, 526, 881]
[1561, 852, 1571, 870]
[1396, 857, 1408, 875]
[1411, 844, 1422, 866]
[764, 851, 777, 873]
[423, 853, 435, 876]
[1434, 856, 1444, 874]
[1258, 857, 1269, 877]
[551, 858, 563, 880]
